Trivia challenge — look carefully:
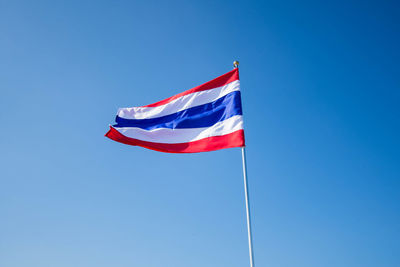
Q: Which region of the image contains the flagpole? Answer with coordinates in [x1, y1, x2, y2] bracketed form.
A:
[242, 147, 255, 267]
[234, 61, 255, 267]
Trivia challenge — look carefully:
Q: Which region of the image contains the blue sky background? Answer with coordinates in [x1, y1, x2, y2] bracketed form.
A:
[1, 0, 399, 266]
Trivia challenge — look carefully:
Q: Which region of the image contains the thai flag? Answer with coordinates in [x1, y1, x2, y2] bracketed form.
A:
[105, 68, 245, 153]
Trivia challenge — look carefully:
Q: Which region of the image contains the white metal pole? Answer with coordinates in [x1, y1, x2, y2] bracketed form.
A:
[234, 60, 255, 267]
[241, 146, 255, 267]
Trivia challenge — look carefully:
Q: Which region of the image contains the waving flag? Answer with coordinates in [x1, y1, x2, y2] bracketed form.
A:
[105, 68, 245, 153]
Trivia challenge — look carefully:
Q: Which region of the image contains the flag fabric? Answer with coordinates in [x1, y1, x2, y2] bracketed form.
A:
[105, 68, 245, 153]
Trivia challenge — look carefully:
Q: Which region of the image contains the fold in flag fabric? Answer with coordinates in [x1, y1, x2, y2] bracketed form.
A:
[105, 68, 245, 153]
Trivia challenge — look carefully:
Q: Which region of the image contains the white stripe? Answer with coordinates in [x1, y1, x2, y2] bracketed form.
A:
[118, 80, 240, 120]
[114, 115, 243, 144]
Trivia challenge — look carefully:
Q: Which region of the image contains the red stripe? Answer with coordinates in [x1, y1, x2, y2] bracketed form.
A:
[142, 68, 239, 108]
[105, 126, 245, 153]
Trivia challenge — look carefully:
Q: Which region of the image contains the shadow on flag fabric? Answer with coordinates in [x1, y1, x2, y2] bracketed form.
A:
[105, 68, 245, 153]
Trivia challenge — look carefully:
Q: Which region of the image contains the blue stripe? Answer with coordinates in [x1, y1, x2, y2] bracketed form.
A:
[114, 91, 242, 130]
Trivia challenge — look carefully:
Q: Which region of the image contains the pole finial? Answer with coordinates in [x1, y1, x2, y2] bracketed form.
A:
[233, 60, 239, 68]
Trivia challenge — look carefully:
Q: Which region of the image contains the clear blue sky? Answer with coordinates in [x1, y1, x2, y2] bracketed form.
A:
[1, 0, 399, 266]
